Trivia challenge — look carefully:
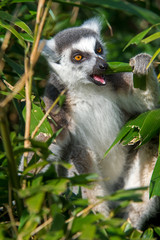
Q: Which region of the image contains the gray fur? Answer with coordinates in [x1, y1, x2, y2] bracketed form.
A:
[43, 19, 160, 229]
[54, 28, 98, 54]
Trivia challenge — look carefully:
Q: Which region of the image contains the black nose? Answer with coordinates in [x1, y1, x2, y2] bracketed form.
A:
[96, 57, 108, 71]
[93, 58, 108, 74]
[99, 62, 108, 70]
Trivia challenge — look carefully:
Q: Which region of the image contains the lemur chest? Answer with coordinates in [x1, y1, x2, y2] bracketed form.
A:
[69, 93, 123, 155]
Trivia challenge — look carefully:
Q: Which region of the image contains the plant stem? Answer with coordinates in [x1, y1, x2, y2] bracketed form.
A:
[31, 89, 66, 138]
[23, 0, 52, 167]
[0, 108, 23, 217]
[24, 53, 31, 161]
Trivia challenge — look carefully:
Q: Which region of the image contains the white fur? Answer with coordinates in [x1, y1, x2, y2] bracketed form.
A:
[82, 18, 101, 35]
[72, 37, 98, 54]
[44, 38, 56, 51]
[69, 85, 126, 183]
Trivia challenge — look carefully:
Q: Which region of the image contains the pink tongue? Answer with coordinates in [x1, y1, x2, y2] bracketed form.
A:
[93, 75, 105, 84]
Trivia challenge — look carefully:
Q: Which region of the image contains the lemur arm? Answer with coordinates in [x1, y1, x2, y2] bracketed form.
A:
[44, 72, 73, 176]
[107, 53, 159, 114]
[44, 72, 70, 133]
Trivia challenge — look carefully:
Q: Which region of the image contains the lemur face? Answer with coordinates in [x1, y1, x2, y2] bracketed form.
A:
[42, 18, 108, 87]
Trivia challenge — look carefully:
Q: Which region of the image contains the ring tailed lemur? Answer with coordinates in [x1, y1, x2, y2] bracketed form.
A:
[42, 18, 159, 229]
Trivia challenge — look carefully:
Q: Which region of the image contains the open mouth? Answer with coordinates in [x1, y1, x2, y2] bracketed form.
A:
[90, 74, 106, 86]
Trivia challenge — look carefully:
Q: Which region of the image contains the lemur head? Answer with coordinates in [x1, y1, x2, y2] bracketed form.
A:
[42, 18, 108, 87]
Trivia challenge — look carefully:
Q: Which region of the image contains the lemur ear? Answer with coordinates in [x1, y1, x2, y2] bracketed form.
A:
[81, 18, 102, 35]
[41, 38, 59, 62]
[42, 38, 56, 52]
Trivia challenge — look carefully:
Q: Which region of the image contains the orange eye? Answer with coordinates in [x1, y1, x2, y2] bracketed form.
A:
[74, 55, 83, 61]
[97, 47, 102, 53]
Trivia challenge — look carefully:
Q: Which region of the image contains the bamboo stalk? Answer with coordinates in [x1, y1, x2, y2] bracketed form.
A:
[0, 74, 26, 108]
[0, 108, 23, 217]
[31, 217, 53, 236]
[31, 89, 66, 138]
[4, 204, 18, 237]
[23, 0, 51, 167]
[30, 0, 52, 67]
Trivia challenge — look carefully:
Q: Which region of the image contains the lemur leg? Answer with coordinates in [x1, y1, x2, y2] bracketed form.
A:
[70, 146, 110, 216]
[124, 141, 158, 229]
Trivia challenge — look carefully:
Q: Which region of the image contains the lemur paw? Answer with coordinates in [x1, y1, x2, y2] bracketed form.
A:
[129, 53, 152, 75]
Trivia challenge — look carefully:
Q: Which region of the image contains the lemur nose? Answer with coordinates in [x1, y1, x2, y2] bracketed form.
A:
[99, 62, 108, 70]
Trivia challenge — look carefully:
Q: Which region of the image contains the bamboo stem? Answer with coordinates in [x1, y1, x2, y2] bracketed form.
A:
[23, 0, 51, 167]
[0, 108, 23, 217]
[5, 204, 18, 237]
[31, 89, 66, 138]
[0, 75, 26, 108]
[23, 52, 32, 168]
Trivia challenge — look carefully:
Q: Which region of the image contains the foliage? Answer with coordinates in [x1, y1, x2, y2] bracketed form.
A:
[0, 0, 160, 239]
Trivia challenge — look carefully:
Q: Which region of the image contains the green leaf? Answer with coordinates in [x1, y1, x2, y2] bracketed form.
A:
[18, 210, 31, 231]
[18, 214, 40, 240]
[0, 19, 26, 48]
[123, 27, 152, 51]
[130, 229, 143, 239]
[26, 192, 45, 213]
[19, 33, 33, 42]
[139, 110, 160, 144]
[146, 48, 160, 69]
[46, 128, 63, 146]
[154, 227, 160, 236]
[72, 214, 101, 234]
[33, 176, 43, 186]
[142, 228, 154, 239]
[59, 94, 66, 107]
[142, 32, 160, 44]
[22, 103, 53, 137]
[105, 109, 160, 157]
[13, 145, 33, 156]
[121, 128, 139, 146]
[44, 178, 69, 195]
[4, 55, 24, 76]
[29, 11, 37, 16]
[106, 188, 145, 202]
[72, 198, 89, 206]
[106, 62, 132, 74]
[11, 0, 35, 3]
[0, 172, 8, 204]
[30, 138, 50, 149]
[70, 173, 99, 186]
[104, 124, 131, 158]
[56, 160, 72, 170]
[78, 0, 160, 24]
[22, 161, 48, 176]
[49, 9, 56, 20]
[0, 91, 23, 100]
[19, 178, 69, 197]
[81, 224, 96, 240]
[124, 23, 160, 50]
[133, 74, 146, 90]
[51, 213, 65, 231]
[150, 149, 160, 198]
[0, 11, 33, 37]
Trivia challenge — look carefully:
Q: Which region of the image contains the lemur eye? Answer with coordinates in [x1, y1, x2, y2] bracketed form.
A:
[95, 41, 103, 55]
[74, 54, 83, 61]
[96, 47, 102, 54]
